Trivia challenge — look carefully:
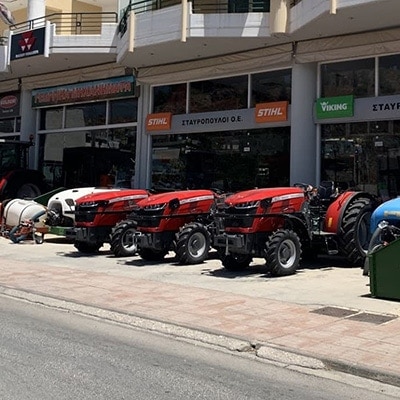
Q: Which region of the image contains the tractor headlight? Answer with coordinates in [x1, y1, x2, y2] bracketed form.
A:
[233, 200, 260, 209]
[143, 203, 167, 211]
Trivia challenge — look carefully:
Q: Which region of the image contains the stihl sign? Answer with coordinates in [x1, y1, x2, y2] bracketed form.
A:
[255, 101, 288, 123]
[146, 113, 172, 131]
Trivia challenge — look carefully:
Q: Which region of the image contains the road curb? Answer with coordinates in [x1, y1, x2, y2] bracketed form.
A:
[2, 285, 400, 388]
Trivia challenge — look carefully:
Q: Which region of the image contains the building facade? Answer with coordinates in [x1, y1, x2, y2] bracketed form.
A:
[1, 0, 400, 199]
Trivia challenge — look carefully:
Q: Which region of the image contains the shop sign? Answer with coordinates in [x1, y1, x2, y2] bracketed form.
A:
[147, 107, 290, 134]
[31, 76, 136, 107]
[10, 27, 45, 61]
[146, 112, 172, 131]
[316, 95, 354, 119]
[0, 92, 20, 118]
[255, 101, 288, 123]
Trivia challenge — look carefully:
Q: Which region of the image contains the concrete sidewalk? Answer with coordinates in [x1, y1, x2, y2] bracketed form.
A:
[1, 235, 400, 386]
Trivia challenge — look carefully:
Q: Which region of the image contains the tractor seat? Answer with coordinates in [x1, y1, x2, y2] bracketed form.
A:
[317, 181, 335, 200]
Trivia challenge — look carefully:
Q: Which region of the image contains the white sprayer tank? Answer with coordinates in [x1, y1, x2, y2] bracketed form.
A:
[3, 199, 47, 228]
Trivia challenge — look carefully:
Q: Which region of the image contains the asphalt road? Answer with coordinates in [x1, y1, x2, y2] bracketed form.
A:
[1, 295, 400, 400]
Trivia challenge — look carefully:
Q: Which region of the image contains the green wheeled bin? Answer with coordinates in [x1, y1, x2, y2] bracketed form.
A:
[369, 237, 400, 301]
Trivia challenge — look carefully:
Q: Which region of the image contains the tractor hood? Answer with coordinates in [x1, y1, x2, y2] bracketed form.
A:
[370, 197, 400, 232]
[225, 187, 304, 206]
[136, 189, 215, 208]
[76, 188, 149, 205]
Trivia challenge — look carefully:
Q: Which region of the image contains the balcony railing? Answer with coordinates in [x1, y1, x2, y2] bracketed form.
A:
[119, 0, 277, 35]
[10, 12, 118, 35]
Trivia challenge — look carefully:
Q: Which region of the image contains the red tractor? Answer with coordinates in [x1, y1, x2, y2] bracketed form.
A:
[110, 189, 224, 263]
[0, 139, 48, 200]
[66, 189, 149, 253]
[213, 181, 378, 276]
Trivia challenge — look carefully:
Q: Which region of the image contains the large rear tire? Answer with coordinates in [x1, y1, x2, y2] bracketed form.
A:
[17, 183, 41, 199]
[265, 229, 301, 277]
[175, 222, 211, 264]
[110, 220, 138, 257]
[339, 198, 374, 266]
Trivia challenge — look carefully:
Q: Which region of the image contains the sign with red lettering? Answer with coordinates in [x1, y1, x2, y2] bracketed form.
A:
[146, 113, 172, 131]
[31, 76, 136, 107]
[255, 101, 288, 123]
[0, 92, 20, 117]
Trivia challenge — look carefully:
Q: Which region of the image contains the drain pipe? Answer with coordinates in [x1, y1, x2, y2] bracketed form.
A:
[330, 0, 337, 14]
[181, 0, 187, 42]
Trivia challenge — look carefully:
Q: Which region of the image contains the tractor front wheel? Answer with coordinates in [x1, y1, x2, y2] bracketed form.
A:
[110, 220, 138, 257]
[265, 229, 301, 277]
[175, 222, 211, 264]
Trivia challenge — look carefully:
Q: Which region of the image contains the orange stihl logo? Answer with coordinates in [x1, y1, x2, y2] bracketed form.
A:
[146, 113, 172, 131]
[255, 101, 288, 123]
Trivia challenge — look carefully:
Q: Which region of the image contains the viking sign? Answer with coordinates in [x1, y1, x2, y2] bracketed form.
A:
[0, 2, 15, 25]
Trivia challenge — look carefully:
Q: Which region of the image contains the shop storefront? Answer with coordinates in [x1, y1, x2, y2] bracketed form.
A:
[318, 54, 400, 199]
[146, 70, 292, 192]
[0, 91, 21, 140]
[32, 76, 138, 189]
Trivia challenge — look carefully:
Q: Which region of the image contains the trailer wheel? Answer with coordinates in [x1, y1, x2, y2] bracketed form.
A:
[339, 198, 374, 266]
[218, 251, 252, 271]
[110, 220, 138, 257]
[138, 248, 168, 261]
[175, 222, 211, 264]
[74, 241, 102, 254]
[265, 229, 301, 277]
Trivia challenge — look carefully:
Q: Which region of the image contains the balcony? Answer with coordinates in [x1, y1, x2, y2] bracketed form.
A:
[0, 12, 119, 78]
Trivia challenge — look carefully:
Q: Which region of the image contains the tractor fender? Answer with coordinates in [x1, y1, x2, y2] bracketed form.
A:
[324, 191, 377, 235]
[281, 213, 311, 242]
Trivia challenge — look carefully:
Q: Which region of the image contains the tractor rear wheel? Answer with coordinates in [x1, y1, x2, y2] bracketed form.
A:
[175, 222, 211, 264]
[218, 251, 252, 271]
[138, 248, 168, 261]
[339, 198, 374, 265]
[110, 220, 138, 257]
[16, 183, 41, 199]
[265, 229, 301, 277]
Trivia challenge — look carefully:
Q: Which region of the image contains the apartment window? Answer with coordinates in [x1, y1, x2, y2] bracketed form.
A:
[251, 69, 291, 106]
[189, 76, 248, 113]
[379, 54, 400, 96]
[153, 83, 187, 114]
[321, 58, 375, 98]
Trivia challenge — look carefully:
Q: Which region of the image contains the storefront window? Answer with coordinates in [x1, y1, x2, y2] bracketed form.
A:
[38, 128, 137, 189]
[0, 118, 16, 133]
[153, 83, 187, 114]
[39, 107, 63, 130]
[189, 76, 248, 113]
[151, 128, 290, 192]
[65, 102, 106, 128]
[321, 121, 400, 199]
[379, 54, 400, 96]
[321, 58, 375, 98]
[251, 69, 291, 106]
[109, 98, 138, 124]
